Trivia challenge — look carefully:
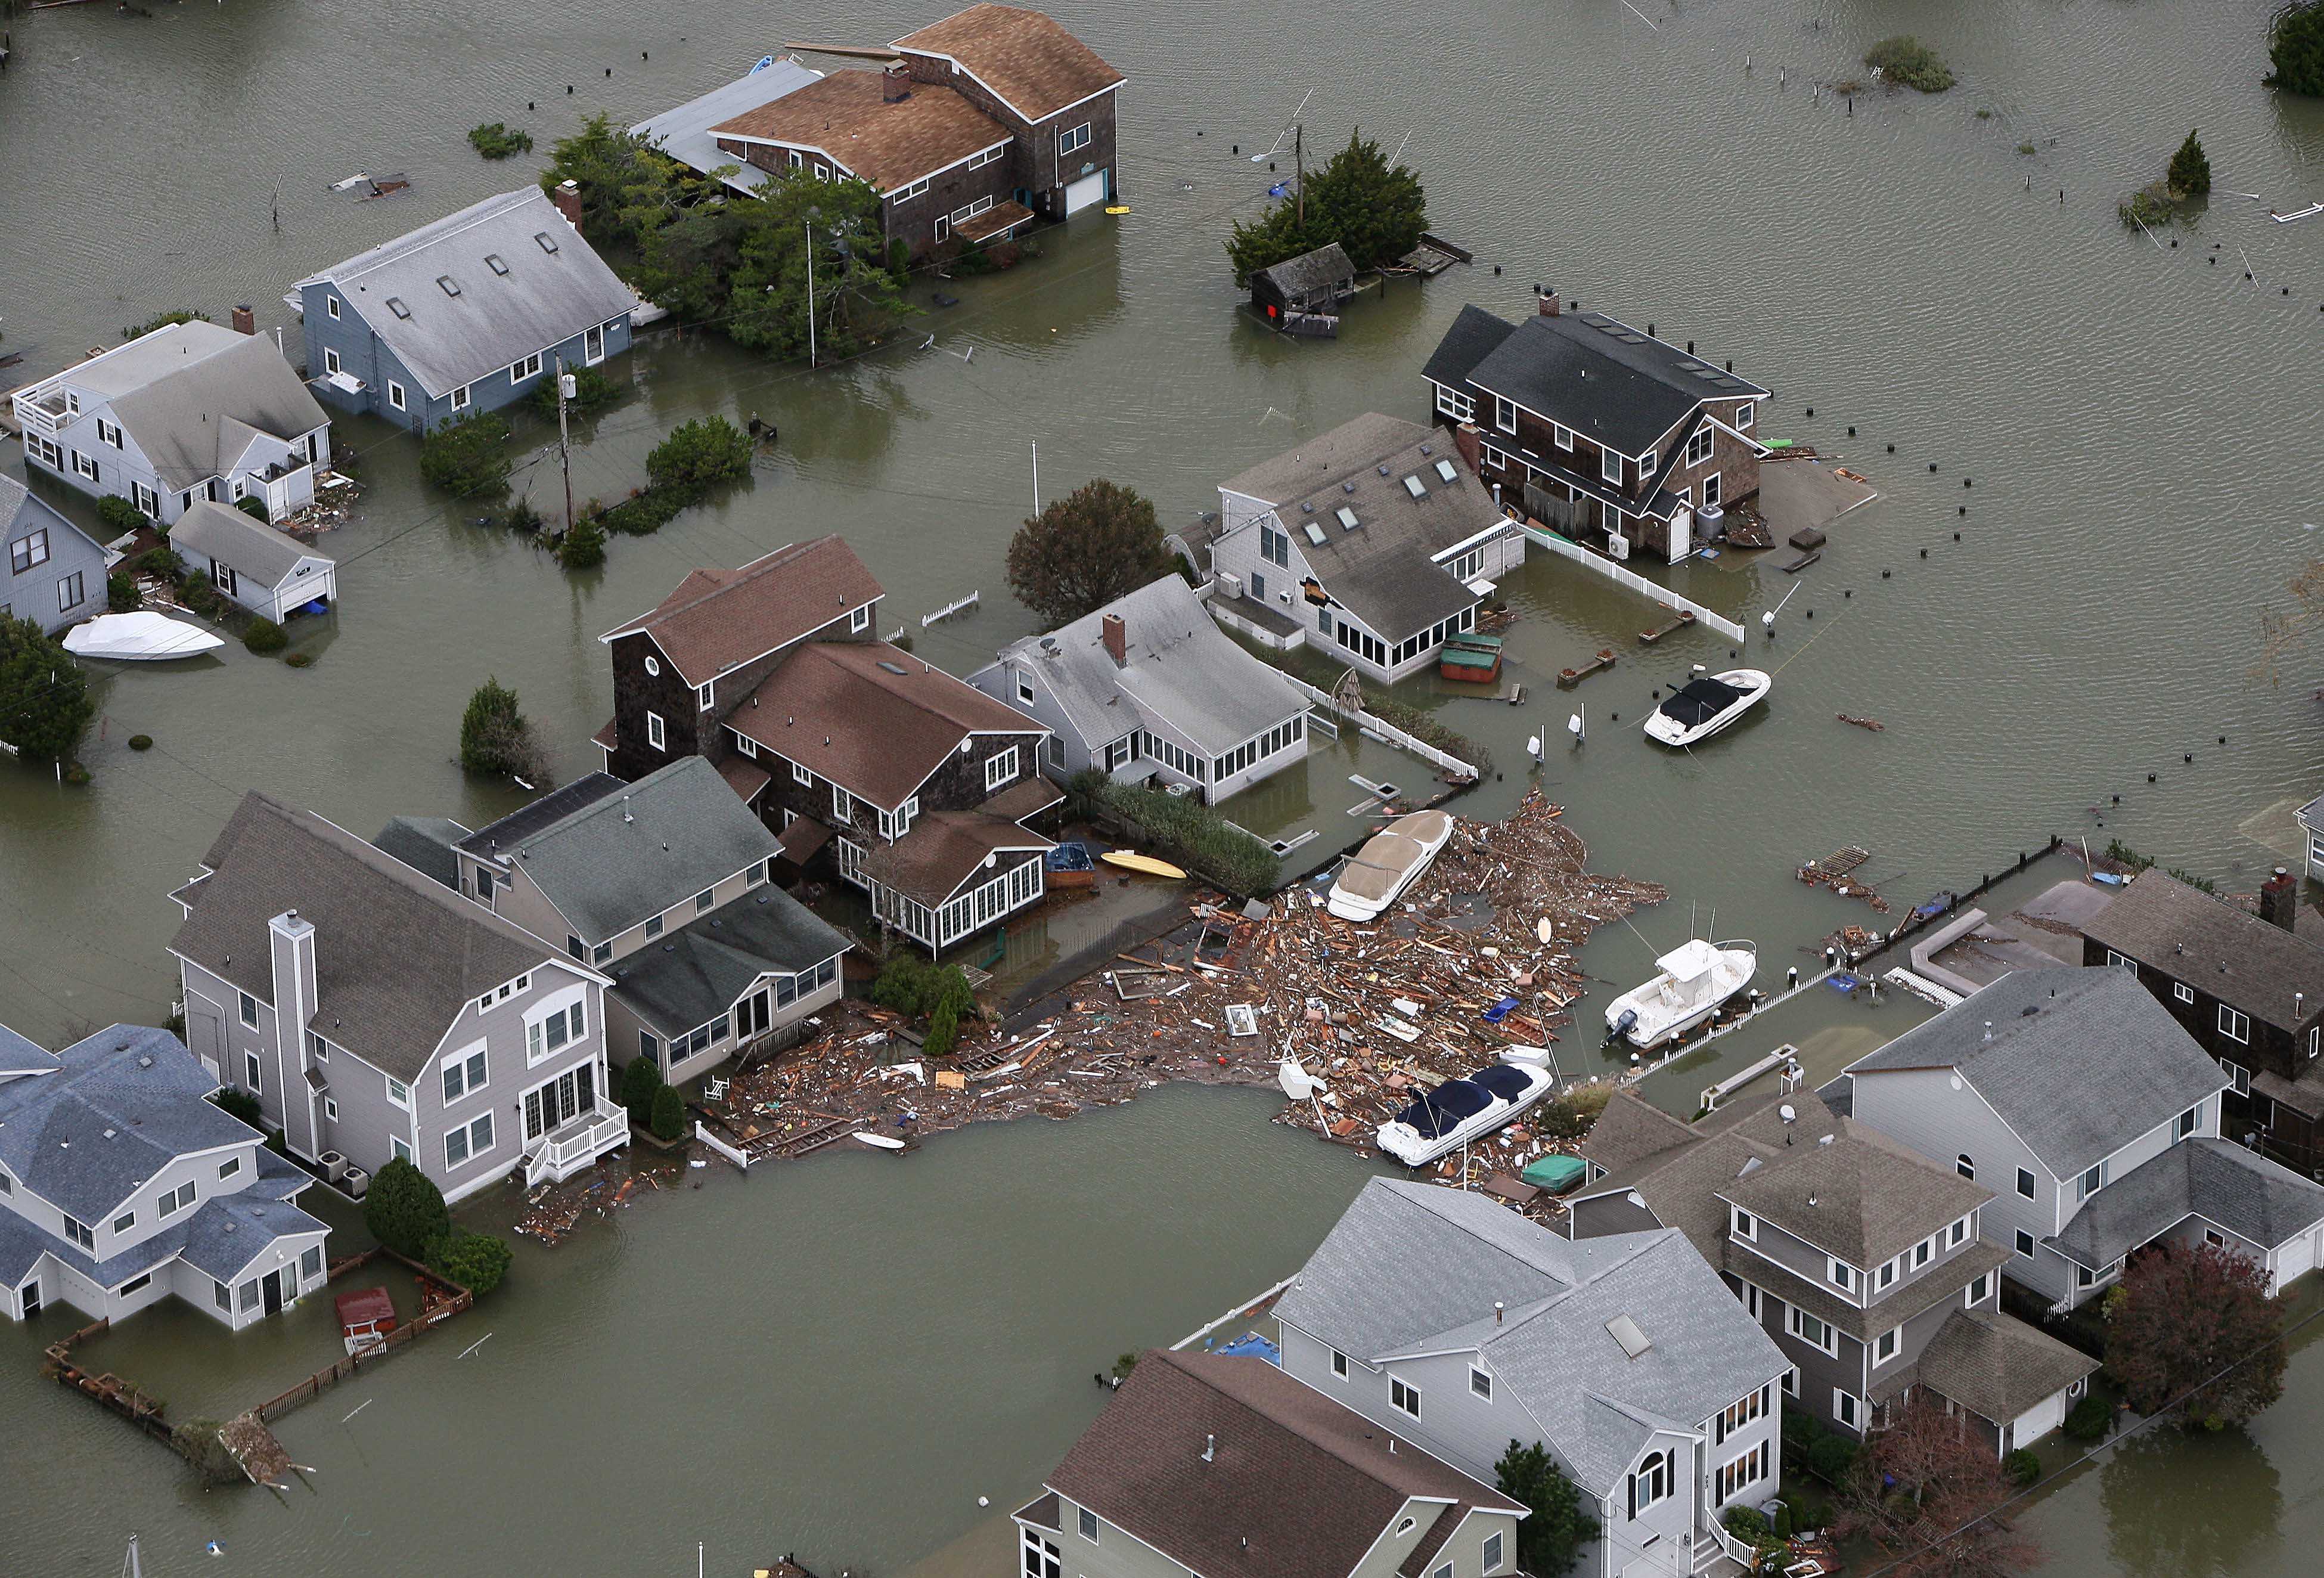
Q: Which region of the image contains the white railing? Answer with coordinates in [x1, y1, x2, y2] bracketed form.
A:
[1275, 675, 1481, 780]
[1521, 523, 1749, 641]
[8, 386, 67, 438]
[525, 1102, 631, 1187]
[1706, 1519, 1760, 1571]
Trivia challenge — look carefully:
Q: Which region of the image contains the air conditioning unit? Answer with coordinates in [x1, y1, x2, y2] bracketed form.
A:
[1217, 572, 1243, 600]
[319, 1150, 349, 1183]
[342, 1165, 371, 1200]
[1606, 533, 1631, 562]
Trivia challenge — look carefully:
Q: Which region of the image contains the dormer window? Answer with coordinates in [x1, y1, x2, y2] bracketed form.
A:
[1827, 1258, 1860, 1295]
[486, 253, 510, 275]
[387, 297, 411, 319]
[1731, 1208, 1756, 1241]
[438, 275, 462, 298]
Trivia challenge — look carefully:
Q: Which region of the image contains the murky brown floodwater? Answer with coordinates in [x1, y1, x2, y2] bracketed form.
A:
[5, 0, 2324, 1571]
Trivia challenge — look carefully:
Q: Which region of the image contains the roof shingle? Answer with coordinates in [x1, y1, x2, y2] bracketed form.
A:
[712, 70, 1010, 191]
[2080, 870, 2324, 1033]
[892, 5, 1125, 122]
[601, 536, 884, 684]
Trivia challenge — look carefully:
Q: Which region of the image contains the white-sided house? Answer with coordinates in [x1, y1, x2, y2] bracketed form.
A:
[2, 475, 110, 636]
[169, 792, 627, 1205]
[968, 574, 1313, 802]
[168, 500, 337, 623]
[1208, 414, 1525, 686]
[0, 1022, 330, 1330]
[9, 318, 332, 526]
[1019, 1347, 1527, 1578]
[394, 756, 852, 1085]
[1839, 968, 2324, 1312]
[1276, 1178, 1788, 1578]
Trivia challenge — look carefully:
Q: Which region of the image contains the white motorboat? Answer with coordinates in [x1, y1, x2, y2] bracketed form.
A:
[1605, 938, 1757, 1049]
[1327, 810, 1455, 922]
[1643, 669, 1770, 747]
[61, 612, 225, 661]
[1376, 1056, 1557, 1167]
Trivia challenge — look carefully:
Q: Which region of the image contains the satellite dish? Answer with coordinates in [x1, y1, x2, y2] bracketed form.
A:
[1779, 1103, 1796, 1124]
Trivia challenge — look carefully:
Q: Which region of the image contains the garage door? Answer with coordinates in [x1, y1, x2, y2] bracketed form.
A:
[1065, 169, 1110, 215]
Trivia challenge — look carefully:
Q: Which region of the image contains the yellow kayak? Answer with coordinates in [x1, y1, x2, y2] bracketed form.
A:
[1100, 851, 1188, 879]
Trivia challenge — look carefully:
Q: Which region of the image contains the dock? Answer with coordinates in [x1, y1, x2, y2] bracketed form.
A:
[1556, 649, 1618, 689]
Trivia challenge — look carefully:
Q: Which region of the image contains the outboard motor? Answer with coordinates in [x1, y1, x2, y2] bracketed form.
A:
[1607, 1006, 1639, 1043]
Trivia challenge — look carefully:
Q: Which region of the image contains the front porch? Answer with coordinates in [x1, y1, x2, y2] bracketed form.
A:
[523, 1100, 631, 1189]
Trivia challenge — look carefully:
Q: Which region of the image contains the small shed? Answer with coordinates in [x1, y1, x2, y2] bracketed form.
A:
[170, 499, 337, 624]
[1250, 242, 1357, 324]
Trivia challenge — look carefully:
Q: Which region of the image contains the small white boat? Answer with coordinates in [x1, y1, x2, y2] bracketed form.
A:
[1605, 938, 1757, 1048]
[1376, 1056, 1557, 1167]
[850, 1130, 907, 1151]
[1643, 669, 1770, 747]
[1327, 810, 1455, 922]
[62, 612, 225, 662]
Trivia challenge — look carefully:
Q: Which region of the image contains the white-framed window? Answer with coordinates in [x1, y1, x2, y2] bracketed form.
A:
[1786, 1306, 1837, 1356]
[1640, 449, 1658, 477]
[71, 451, 98, 481]
[508, 352, 544, 383]
[1686, 427, 1715, 467]
[2204, 1227, 2227, 1249]
[1736, 401, 1754, 428]
[1435, 385, 1475, 422]
[390, 1136, 415, 1165]
[1076, 1506, 1099, 1544]
[238, 990, 260, 1028]
[2177, 1104, 2201, 1140]
[1469, 1365, 1492, 1400]
[1876, 1258, 1897, 1292]
[1833, 1390, 1861, 1431]
[1714, 1385, 1766, 1444]
[2220, 1006, 2250, 1044]
[387, 380, 406, 411]
[451, 385, 471, 412]
[441, 1045, 488, 1103]
[443, 1112, 495, 1168]
[833, 784, 854, 822]
[2015, 1229, 2036, 1257]
[1015, 670, 1035, 704]
[645, 914, 664, 938]
[1827, 1257, 1860, 1295]
[985, 746, 1019, 791]
[324, 347, 342, 376]
[1743, 1283, 1762, 1320]
[793, 759, 814, 787]
[245, 1050, 263, 1091]
[386, 1076, 411, 1108]
[851, 604, 871, 633]
[2174, 981, 2195, 1004]
[1967, 1272, 1992, 1305]
[1390, 1377, 1421, 1418]
[1873, 1326, 1900, 1366]
[696, 680, 715, 711]
[1331, 1348, 1349, 1379]
[1949, 1216, 1969, 1247]
[893, 178, 930, 203]
[1482, 1530, 1504, 1573]
[156, 1180, 196, 1219]
[57, 572, 86, 612]
[1627, 1449, 1673, 1517]
[1494, 395, 1515, 434]
[1715, 1440, 1768, 1503]
[1913, 1238, 1934, 1270]
[1022, 1529, 1061, 1578]
[787, 149, 803, 169]
[647, 711, 666, 751]
[2104, 949, 2135, 971]
[585, 324, 606, 365]
[1782, 1365, 1799, 1397]
[1059, 122, 1092, 156]
[63, 1214, 95, 1251]
[324, 1097, 338, 1122]
[218, 1156, 242, 1180]
[2223, 1058, 2251, 1096]
[1551, 421, 1574, 450]
[734, 732, 759, 759]
[526, 999, 587, 1062]
[2016, 1167, 2037, 1200]
[1732, 1207, 1757, 1241]
[1957, 1153, 1975, 1180]
[9, 528, 50, 574]
[1601, 448, 1623, 483]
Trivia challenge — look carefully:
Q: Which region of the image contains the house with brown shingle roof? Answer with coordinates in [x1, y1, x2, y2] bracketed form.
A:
[711, 5, 1124, 259]
[1016, 1348, 1524, 1578]
[597, 538, 1057, 953]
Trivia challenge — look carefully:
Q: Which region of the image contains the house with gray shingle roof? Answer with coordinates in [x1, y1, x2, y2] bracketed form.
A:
[0, 1022, 330, 1330]
[2, 475, 108, 636]
[1841, 968, 2324, 1312]
[169, 499, 337, 624]
[292, 186, 634, 432]
[1208, 414, 1526, 684]
[968, 574, 1313, 802]
[430, 755, 851, 1083]
[169, 792, 626, 1205]
[1016, 1348, 1524, 1578]
[1276, 1178, 1786, 1578]
[9, 318, 332, 526]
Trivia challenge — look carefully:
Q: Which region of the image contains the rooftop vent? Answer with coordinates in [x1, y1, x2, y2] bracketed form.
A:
[1401, 475, 1426, 498]
[877, 661, 910, 675]
[1342, 480, 1357, 494]
[1419, 442, 1434, 455]
[1606, 1314, 1652, 1359]
[1817, 1133, 1836, 1146]
[137, 1055, 154, 1069]
[535, 231, 560, 254]
[386, 297, 411, 320]
[1299, 501, 1314, 513]
[486, 253, 510, 275]
[1376, 464, 1391, 476]
[1336, 506, 1360, 531]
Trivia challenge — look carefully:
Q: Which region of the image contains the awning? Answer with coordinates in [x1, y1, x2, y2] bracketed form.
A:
[719, 756, 772, 806]
[322, 369, 367, 396]
[778, 816, 834, 864]
[957, 200, 1035, 245]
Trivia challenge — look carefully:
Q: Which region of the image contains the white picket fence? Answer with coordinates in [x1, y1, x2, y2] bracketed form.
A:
[1520, 525, 1747, 641]
[694, 1121, 753, 1173]
[1279, 675, 1482, 780]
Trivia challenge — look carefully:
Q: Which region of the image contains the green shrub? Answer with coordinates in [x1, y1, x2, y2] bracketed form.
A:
[427, 1227, 514, 1295]
[134, 546, 185, 582]
[458, 677, 549, 782]
[209, 1087, 263, 1127]
[1535, 1084, 1612, 1140]
[129, 734, 154, 751]
[557, 516, 607, 569]
[1087, 780, 1279, 897]
[1864, 36, 1956, 92]
[284, 652, 314, 669]
[530, 363, 622, 419]
[2269, 2, 2324, 96]
[364, 1157, 450, 1258]
[97, 495, 148, 536]
[649, 1082, 687, 1143]
[241, 616, 288, 655]
[646, 416, 753, 499]
[122, 309, 209, 342]
[419, 412, 514, 498]
[924, 997, 960, 1058]
[505, 496, 545, 537]
[870, 953, 931, 1013]
[469, 122, 536, 160]
[107, 572, 142, 613]
[1806, 1432, 1858, 1483]
[2065, 1393, 2113, 1442]
[2003, 1447, 2041, 1488]
[234, 495, 271, 522]
[621, 1056, 664, 1126]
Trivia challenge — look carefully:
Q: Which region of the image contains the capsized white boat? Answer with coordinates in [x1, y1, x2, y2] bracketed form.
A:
[1605, 938, 1757, 1049]
[1643, 669, 1770, 747]
[61, 612, 225, 661]
[1327, 810, 1455, 922]
[1375, 1055, 1557, 1167]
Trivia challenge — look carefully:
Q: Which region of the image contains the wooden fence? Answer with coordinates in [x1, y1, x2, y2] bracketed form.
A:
[252, 1248, 472, 1427]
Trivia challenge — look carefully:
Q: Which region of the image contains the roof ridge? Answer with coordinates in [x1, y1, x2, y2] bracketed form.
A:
[617, 536, 852, 638]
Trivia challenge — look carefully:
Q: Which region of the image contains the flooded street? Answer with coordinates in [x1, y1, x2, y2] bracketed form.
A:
[5, 0, 2324, 1571]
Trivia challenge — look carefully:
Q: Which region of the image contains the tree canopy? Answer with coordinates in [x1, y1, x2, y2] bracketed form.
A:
[1225, 130, 1426, 284]
[1004, 479, 1174, 625]
[0, 616, 95, 763]
[2107, 1240, 2286, 1428]
[1838, 1399, 2039, 1578]
[1495, 1440, 1599, 1577]
[459, 677, 551, 783]
[2168, 130, 2212, 197]
[364, 1157, 449, 1258]
[2269, 2, 2324, 96]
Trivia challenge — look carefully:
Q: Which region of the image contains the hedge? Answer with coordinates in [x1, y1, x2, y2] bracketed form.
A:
[1079, 774, 1279, 897]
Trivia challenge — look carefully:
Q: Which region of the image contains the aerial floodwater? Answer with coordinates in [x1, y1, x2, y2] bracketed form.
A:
[2, 0, 2322, 1573]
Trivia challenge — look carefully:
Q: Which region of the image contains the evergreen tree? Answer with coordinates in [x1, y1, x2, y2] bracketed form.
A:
[2269, 2, 2324, 97]
[365, 1157, 450, 1258]
[1495, 1440, 1599, 1577]
[1225, 129, 1426, 283]
[0, 616, 95, 763]
[2168, 129, 2212, 196]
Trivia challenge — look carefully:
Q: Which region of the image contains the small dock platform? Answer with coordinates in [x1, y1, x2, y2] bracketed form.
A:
[1556, 649, 1618, 689]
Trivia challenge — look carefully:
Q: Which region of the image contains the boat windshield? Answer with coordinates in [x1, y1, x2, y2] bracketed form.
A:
[1471, 1064, 1534, 1102]
[1658, 677, 1748, 727]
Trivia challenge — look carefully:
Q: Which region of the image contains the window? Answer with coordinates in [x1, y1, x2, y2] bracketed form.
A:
[848, 602, 873, 634]
[1686, 427, 1715, 467]
[157, 1180, 195, 1218]
[1827, 1258, 1860, 1295]
[1833, 1390, 1861, 1431]
[696, 680, 715, 711]
[567, 935, 585, 962]
[1059, 122, 1092, 156]
[2016, 1167, 2036, 1200]
[1494, 395, 1516, 433]
[1628, 1449, 1673, 1517]
[112, 1210, 136, 1235]
[2177, 1104, 2201, 1140]
[1783, 1365, 1799, 1397]
[508, 352, 544, 383]
[1968, 1272, 1992, 1305]
[1390, 1377, 1422, 1418]
[1875, 1258, 1897, 1292]
[985, 746, 1019, 791]
[1483, 1531, 1504, 1573]
[1732, 1208, 1756, 1241]
[213, 1278, 232, 1312]
[1913, 1238, 1934, 1269]
[1743, 1284, 1761, 1320]
[1736, 402, 1754, 428]
[527, 1000, 587, 1061]
[646, 914, 664, 939]
[1469, 1365, 1492, 1400]
[1331, 1348, 1349, 1379]
[2205, 1227, 2227, 1249]
[1786, 1307, 1836, 1356]
[238, 1278, 261, 1313]
[1435, 385, 1475, 422]
[647, 711, 666, 751]
[63, 1215, 95, 1251]
[2220, 1006, 2250, 1044]
[442, 1047, 488, 1102]
[483, 252, 510, 278]
[24, 433, 61, 470]
[71, 451, 98, 482]
[1076, 1506, 1098, 1544]
[120, 1273, 152, 1297]
[2224, 1059, 2251, 1096]
[1949, 1216, 1968, 1247]
[1021, 1530, 1061, 1578]
[8, 529, 49, 575]
[218, 1156, 242, 1181]
[1602, 448, 1624, 483]
[1873, 1327, 1900, 1365]
[787, 149, 804, 169]
[451, 385, 471, 412]
[893, 178, 930, 203]
[2078, 1162, 2105, 1201]
[324, 1098, 338, 1121]
[300, 1245, 323, 1281]
[2015, 1229, 2036, 1257]
[813, 163, 830, 181]
[1639, 449, 1658, 477]
[326, 294, 342, 320]
[57, 572, 85, 612]
[236, 990, 259, 1029]
[444, 1113, 495, 1168]
[1249, 571, 1265, 601]
[386, 1077, 411, 1109]
[324, 346, 342, 376]
[387, 380, 406, 411]
[308, 1031, 331, 1062]
[1714, 1386, 1766, 1444]
[391, 1136, 415, 1165]
[246, 1050, 263, 1091]
[1715, 1440, 1768, 1503]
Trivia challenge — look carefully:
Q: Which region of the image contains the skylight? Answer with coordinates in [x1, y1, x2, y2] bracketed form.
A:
[1606, 1315, 1652, 1359]
[486, 253, 510, 276]
[1302, 522, 1327, 546]
[1401, 475, 1426, 499]
[534, 231, 560, 254]
[1434, 458, 1457, 483]
[386, 297, 411, 320]
[1336, 506, 1360, 531]
[437, 274, 463, 298]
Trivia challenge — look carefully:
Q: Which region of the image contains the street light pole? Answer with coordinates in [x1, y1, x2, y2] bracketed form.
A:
[555, 356, 574, 531]
[803, 219, 815, 368]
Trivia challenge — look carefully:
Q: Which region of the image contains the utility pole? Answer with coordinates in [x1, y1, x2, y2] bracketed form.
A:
[1031, 440, 1040, 514]
[803, 218, 816, 368]
[556, 357, 575, 531]
[1294, 122, 1304, 228]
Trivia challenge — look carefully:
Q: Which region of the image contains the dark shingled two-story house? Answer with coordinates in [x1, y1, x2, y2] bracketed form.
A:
[709, 5, 1124, 260]
[2081, 868, 2324, 1177]
[1422, 292, 1770, 563]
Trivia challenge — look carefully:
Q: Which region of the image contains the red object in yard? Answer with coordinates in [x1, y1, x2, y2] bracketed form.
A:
[337, 1287, 397, 1354]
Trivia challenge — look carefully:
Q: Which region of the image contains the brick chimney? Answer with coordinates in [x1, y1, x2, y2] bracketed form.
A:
[1453, 421, 1482, 476]
[2261, 866, 2299, 932]
[553, 178, 584, 228]
[230, 305, 256, 336]
[1101, 612, 1127, 666]
[882, 61, 911, 103]
[1537, 286, 1560, 317]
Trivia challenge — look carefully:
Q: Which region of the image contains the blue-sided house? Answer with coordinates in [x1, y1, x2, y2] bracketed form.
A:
[0, 1022, 331, 1329]
[290, 185, 636, 433]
